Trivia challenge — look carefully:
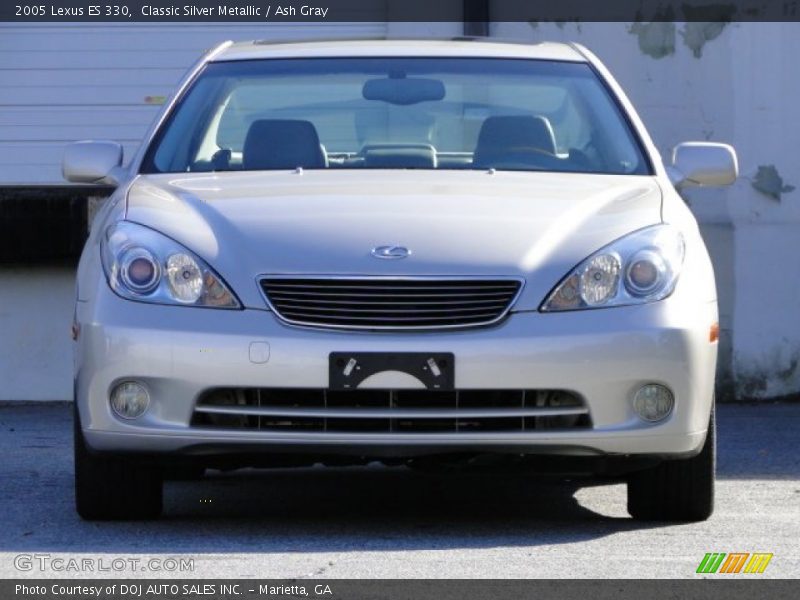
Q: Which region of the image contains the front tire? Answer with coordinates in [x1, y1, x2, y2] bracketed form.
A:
[74, 405, 163, 520]
[627, 405, 716, 522]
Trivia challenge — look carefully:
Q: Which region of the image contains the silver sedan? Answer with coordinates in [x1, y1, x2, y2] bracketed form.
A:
[65, 39, 737, 521]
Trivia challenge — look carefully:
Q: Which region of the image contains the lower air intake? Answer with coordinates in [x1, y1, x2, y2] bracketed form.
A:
[190, 388, 591, 433]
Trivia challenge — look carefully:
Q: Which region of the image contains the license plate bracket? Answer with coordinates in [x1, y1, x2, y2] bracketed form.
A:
[329, 352, 455, 390]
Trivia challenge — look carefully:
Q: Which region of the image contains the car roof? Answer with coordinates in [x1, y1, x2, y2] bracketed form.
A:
[213, 38, 587, 63]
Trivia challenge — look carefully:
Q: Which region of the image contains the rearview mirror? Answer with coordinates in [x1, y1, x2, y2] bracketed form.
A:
[62, 141, 124, 185]
[670, 142, 738, 188]
[363, 76, 445, 106]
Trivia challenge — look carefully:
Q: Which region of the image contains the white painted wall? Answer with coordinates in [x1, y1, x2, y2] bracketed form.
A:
[492, 22, 800, 399]
[0, 21, 391, 185]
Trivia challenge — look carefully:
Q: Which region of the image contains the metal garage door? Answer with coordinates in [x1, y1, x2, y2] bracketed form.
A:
[0, 21, 389, 185]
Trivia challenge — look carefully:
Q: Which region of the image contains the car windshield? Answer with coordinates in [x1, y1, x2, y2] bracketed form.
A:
[142, 57, 651, 175]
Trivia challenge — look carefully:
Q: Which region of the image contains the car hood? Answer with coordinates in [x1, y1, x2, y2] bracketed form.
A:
[125, 170, 662, 311]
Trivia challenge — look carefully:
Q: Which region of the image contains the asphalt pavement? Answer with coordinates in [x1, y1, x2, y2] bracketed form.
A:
[0, 402, 798, 579]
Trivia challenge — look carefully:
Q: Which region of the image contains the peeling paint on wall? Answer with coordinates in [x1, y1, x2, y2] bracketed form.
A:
[738, 371, 768, 398]
[628, 21, 676, 59]
[628, 20, 726, 60]
[736, 346, 800, 400]
[680, 22, 727, 58]
[528, 20, 582, 33]
[751, 165, 796, 201]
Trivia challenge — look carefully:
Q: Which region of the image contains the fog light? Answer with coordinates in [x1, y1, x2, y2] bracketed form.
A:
[633, 384, 674, 422]
[110, 381, 150, 419]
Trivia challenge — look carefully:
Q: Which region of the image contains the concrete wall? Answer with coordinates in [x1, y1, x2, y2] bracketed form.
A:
[0, 267, 75, 401]
[492, 22, 800, 399]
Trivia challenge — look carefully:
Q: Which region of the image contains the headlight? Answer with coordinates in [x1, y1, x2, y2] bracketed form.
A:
[541, 225, 684, 311]
[101, 221, 240, 308]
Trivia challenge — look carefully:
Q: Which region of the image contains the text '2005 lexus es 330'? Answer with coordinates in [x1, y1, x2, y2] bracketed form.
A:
[66, 39, 737, 521]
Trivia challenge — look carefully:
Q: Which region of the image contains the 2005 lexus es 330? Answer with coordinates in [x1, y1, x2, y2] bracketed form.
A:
[65, 39, 737, 521]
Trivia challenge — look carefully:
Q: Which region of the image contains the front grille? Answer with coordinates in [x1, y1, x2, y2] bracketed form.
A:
[191, 388, 591, 433]
[260, 277, 523, 330]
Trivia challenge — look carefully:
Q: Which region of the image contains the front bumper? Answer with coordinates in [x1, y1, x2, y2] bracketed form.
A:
[75, 289, 717, 458]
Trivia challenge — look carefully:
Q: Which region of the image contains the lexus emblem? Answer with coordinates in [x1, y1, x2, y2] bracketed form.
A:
[371, 245, 411, 260]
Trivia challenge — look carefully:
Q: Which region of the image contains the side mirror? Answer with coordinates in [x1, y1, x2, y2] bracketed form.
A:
[62, 141, 124, 185]
[669, 142, 738, 188]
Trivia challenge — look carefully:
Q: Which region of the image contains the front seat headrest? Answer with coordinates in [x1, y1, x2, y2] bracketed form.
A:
[473, 115, 557, 168]
[243, 119, 326, 170]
